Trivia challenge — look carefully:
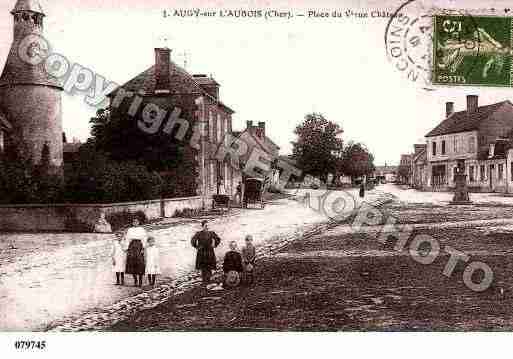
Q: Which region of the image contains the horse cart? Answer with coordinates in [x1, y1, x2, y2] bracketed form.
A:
[243, 177, 265, 209]
[212, 194, 231, 212]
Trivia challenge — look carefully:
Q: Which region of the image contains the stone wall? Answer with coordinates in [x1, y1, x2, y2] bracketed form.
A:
[0, 196, 211, 233]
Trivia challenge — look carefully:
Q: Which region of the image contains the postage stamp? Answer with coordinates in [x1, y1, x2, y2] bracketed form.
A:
[433, 14, 513, 86]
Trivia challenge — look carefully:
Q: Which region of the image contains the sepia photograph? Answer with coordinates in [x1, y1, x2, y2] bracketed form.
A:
[1, 0, 513, 357]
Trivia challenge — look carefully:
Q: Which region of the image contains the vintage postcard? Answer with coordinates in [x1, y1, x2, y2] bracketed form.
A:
[1, 0, 513, 357]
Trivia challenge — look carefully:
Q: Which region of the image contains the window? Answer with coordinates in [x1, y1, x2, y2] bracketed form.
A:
[469, 136, 476, 153]
[480, 165, 485, 181]
[209, 162, 215, 191]
[224, 162, 229, 193]
[469, 166, 475, 182]
[453, 166, 458, 181]
[208, 111, 214, 141]
[453, 136, 458, 153]
[432, 141, 437, 156]
[441, 140, 446, 155]
[511, 163, 513, 181]
[499, 163, 504, 180]
[217, 114, 222, 143]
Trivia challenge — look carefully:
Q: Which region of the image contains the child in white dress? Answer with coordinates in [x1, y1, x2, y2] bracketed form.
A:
[145, 237, 161, 286]
[111, 234, 127, 285]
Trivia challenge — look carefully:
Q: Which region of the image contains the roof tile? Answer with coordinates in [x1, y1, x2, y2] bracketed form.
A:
[426, 101, 509, 137]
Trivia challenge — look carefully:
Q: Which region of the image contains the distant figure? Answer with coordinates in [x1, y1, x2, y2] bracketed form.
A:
[218, 180, 226, 195]
[125, 219, 147, 287]
[191, 220, 222, 286]
[359, 183, 365, 198]
[145, 237, 161, 287]
[241, 235, 257, 285]
[235, 181, 242, 205]
[111, 234, 127, 285]
[94, 212, 112, 233]
[223, 241, 244, 288]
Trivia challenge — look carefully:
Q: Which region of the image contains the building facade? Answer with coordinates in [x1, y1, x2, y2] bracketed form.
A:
[424, 95, 513, 193]
[232, 121, 281, 186]
[374, 165, 398, 183]
[107, 48, 241, 200]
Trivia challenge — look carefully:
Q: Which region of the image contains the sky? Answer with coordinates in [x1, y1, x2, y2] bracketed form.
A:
[1, 0, 513, 166]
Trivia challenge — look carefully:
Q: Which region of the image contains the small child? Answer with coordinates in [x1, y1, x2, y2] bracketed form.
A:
[223, 241, 244, 287]
[111, 234, 127, 285]
[242, 235, 257, 285]
[145, 237, 161, 286]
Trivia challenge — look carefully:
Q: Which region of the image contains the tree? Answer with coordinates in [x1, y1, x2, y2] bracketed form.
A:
[340, 142, 375, 180]
[397, 164, 412, 184]
[291, 113, 344, 182]
[89, 107, 198, 196]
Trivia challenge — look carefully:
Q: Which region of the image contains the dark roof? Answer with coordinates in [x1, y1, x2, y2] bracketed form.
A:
[113, 64, 204, 96]
[12, 0, 44, 14]
[0, 45, 62, 89]
[193, 75, 220, 86]
[232, 129, 276, 158]
[109, 63, 234, 113]
[426, 101, 510, 137]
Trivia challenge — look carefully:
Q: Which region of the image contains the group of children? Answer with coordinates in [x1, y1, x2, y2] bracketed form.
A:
[110, 219, 161, 287]
[222, 235, 256, 287]
[111, 219, 257, 289]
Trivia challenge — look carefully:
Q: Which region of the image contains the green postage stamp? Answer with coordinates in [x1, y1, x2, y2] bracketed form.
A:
[433, 14, 513, 86]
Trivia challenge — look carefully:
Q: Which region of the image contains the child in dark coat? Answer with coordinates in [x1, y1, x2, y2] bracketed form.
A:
[222, 241, 244, 287]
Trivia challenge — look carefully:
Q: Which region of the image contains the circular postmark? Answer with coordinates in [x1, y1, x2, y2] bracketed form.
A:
[385, 0, 482, 89]
[385, 1, 434, 89]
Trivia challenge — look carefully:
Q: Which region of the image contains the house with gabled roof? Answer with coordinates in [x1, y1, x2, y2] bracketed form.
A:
[106, 47, 241, 200]
[425, 95, 513, 192]
[230, 121, 281, 186]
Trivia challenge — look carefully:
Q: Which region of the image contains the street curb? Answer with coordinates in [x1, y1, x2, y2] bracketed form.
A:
[46, 192, 393, 332]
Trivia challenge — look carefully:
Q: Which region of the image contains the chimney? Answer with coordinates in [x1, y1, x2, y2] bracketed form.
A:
[446, 102, 454, 117]
[155, 48, 171, 93]
[467, 95, 478, 113]
[258, 122, 266, 138]
[246, 120, 253, 129]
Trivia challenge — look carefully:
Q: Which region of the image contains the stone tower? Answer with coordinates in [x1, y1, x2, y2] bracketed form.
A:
[0, 0, 63, 173]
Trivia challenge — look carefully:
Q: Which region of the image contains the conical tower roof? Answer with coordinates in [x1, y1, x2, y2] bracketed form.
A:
[0, 0, 62, 89]
[11, 0, 45, 15]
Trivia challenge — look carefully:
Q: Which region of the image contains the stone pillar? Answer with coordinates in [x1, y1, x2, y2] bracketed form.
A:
[450, 172, 471, 204]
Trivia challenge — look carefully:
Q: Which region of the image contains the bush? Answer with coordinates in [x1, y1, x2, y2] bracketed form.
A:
[173, 207, 202, 218]
[64, 148, 163, 203]
[0, 155, 65, 204]
[106, 210, 148, 231]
